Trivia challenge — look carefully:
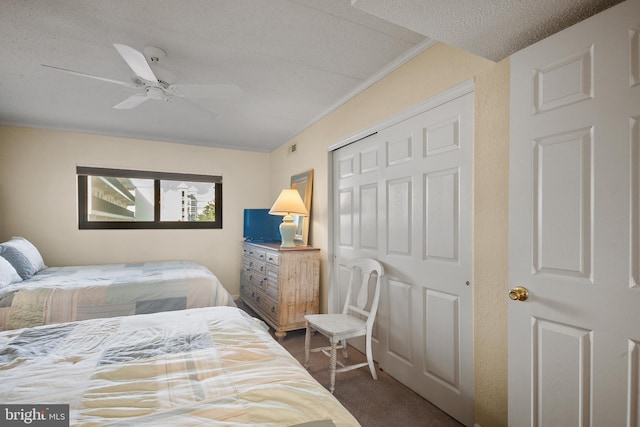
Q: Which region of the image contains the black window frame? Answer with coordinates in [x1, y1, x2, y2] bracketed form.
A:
[77, 166, 222, 230]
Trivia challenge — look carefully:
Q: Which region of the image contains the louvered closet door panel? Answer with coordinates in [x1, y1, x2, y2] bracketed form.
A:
[332, 89, 474, 426]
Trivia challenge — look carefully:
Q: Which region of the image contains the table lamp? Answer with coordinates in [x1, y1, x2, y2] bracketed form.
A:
[269, 188, 308, 248]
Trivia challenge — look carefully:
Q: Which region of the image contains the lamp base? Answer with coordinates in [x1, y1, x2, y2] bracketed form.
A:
[279, 215, 297, 248]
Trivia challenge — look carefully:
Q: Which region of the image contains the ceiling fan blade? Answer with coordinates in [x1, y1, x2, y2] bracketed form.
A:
[113, 94, 150, 109]
[42, 64, 136, 88]
[169, 96, 218, 120]
[171, 84, 242, 99]
[113, 43, 158, 83]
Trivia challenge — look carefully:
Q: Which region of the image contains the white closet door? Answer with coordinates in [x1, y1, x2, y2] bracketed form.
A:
[509, 1, 640, 425]
[332, 89, 474, 426]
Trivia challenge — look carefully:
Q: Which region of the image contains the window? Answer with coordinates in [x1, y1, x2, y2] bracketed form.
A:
[77, 167, 222, 229]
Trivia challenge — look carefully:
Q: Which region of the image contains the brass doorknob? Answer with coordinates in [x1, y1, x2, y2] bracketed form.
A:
[509, 286, 529, 301]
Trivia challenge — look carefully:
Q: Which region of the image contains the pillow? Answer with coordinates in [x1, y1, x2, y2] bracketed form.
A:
[0, 237, 46, 279]
[0, 256, 22, 287]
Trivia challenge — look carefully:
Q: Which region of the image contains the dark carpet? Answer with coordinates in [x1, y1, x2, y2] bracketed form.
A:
[237, 301, 463, 427]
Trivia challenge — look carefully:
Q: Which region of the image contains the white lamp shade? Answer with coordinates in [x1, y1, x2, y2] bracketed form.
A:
[269, 189, 308, 217]
[269, 188, 308, 248]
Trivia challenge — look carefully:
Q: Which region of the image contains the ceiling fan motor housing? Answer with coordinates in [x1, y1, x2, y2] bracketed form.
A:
[145, 86, 165, 100]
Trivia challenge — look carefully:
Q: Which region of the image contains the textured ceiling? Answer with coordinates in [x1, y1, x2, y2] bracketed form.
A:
[351, 0, 624, 62]
[0, 0, 624, 152]
[0, 0, 427, 152]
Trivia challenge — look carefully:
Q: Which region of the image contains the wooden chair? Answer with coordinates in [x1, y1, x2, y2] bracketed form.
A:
[304, 258, 384, 393]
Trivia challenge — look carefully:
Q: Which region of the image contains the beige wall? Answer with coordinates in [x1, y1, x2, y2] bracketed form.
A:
[268, 42, 510, 427]
[0, 126, 271, 296]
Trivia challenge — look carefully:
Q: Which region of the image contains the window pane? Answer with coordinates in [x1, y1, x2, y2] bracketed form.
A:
[78, 167, 222, 229]
[88, 176, 154, 221]
[160, 180, 216, 222]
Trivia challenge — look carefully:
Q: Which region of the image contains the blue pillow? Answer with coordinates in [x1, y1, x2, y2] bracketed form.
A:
[0, 237, 46, 280]
[0, 244, 36, 279]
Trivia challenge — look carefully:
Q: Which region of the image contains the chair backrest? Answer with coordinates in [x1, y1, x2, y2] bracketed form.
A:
[342, 258, 384, 329]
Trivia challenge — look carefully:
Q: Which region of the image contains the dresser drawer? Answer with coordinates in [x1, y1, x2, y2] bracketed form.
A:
[265, 264, 279, 299]
[255, 290, 279, 324]
[247, 246, 266, 261]
[247, 271, 266, 288]
[242, 258, 252, 274]
[240, 280, 254, 302]
[243, 243, 266, 260]
[265, 250, 279, 266]
[240, 268, 251, 286]
[265, 263, 279, 283]
[264, 282, 278, 300]
[243, 294, 258, 313]
[250, 259, 266, 274]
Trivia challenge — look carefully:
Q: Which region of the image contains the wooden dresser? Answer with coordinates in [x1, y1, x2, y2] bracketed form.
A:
[240, 242, 320, 340]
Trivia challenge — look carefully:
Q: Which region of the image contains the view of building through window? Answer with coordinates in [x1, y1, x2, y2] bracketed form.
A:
[88, 176, 152, 222]
[87, 176, 216, 222]
[160, 180, 216, 222]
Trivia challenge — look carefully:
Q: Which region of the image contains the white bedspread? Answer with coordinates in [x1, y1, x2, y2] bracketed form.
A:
[0, 306, 360, 426]
[0, 260, 235, 331]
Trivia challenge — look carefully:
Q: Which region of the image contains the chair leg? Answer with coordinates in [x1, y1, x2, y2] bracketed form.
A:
[341, 339, 348, 359]
[365, 333, 377, 380]
[304, 322, 311, 369]
[329, 341, 337, 394]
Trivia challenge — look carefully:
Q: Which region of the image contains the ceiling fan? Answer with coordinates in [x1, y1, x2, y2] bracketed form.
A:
[42, 43, 241, 113]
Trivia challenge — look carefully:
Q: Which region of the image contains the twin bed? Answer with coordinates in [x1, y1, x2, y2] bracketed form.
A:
[0, 260, 234, 331]
[0, 238, 360, 426]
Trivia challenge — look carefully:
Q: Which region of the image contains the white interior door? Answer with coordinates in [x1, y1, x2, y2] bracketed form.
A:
[332, 87, 474, 426]
[509, 1, 640, 425]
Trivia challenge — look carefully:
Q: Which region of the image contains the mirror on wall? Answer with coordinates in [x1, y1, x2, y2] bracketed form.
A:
[290, 169, 313, 246]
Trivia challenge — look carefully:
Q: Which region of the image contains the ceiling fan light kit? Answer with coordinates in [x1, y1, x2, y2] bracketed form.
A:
[42, 43, 241, 113]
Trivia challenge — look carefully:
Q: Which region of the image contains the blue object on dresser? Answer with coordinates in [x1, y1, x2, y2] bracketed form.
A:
[243, 209, 282, 243]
